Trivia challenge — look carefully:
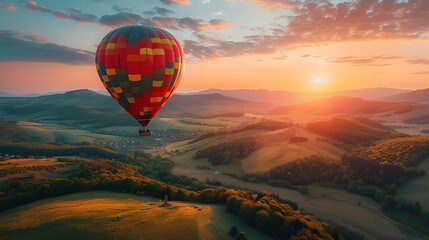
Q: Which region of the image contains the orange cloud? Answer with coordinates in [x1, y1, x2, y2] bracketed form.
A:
[185, 0, 429, 60]
[250, 0, 300, 10]
[195, 19, 234, 31]
[227, 0, 300, 10]
[288, 0, 429, 41]
[0, 2, 16, 11]
[160, 0, 191, 5]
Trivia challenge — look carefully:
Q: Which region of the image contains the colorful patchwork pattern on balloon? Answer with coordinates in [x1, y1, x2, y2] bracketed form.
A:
[95, 26, 184, 127]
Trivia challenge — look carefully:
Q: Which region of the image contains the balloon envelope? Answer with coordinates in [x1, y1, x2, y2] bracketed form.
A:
[95, 26, 184, 127]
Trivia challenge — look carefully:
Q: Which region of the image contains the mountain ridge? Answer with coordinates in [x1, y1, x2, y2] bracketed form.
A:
[383, 88, 429, 103]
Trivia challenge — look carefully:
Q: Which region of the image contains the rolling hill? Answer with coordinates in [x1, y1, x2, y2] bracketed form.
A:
[269, 96, 423, 117]
[383, 88, 429, 104]
[0, 121, 34, 143]
[160, 93, 272, 117]
[167, 120, 346, 176]
[195, 88, 309, 104]
[0, 91, 16, 97]
[359, 136, 429, 167]
[331, 87, 410, 100]
[168, 117, 406, 176]
[307, 118, 403, 144]
[0, 89, 271, 130]
[0, 192, 220, 240]
[195, 87, 410, 103]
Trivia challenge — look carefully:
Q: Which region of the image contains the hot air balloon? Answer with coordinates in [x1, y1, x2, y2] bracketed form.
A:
[95, 26, 184, 136]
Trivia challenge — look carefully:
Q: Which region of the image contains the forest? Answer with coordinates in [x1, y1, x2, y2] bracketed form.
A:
[194, 138, 257, 165]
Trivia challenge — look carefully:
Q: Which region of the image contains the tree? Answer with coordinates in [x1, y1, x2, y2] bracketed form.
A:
[374, 188, 385, 202]
[254, 209, 273, 233]
[386, 184, 397, 195]
[382, 196, 397, 210]
[227, 196, 242, 214]
[235, 232, 248, 240]
[229, 226, 239, 237]
[414, 201, 422, 215]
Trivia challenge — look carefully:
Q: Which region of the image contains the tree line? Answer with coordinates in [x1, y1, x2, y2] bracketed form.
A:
[0, 157, 357, 240]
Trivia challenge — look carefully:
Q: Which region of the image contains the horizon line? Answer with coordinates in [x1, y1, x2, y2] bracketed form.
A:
[1, 86, 425, 96]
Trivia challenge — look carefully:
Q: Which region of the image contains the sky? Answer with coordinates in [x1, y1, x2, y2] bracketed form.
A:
[0, 0, 428, 94]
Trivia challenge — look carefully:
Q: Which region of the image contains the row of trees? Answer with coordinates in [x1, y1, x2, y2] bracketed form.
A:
[188, 120, 292, 145]
[357, 136, 429, 167]
[307, 118, 393, 145]
[243, 155, 345, 186]
[289, 136, 309, 143]
[194, 138, 257, 165]
[226, 191, 345, 239]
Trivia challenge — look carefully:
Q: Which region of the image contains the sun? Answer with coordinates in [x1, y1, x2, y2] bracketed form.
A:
[308, 77, 329, 92]
[312, 77, 325, 87]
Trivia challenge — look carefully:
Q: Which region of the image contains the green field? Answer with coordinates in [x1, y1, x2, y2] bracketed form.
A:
[211, 206, 273, 240]
[0, 191, 271, 240]
[0, 158, 67, 181]
[17, 121, 126, 144]
[166, 125, 344, 176]
[0, 192, 206, 240]
[397, 158, 429, 211]
[384, 210, 429, 239]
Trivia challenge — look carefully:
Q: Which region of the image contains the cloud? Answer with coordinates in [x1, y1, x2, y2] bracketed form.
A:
[143, 7, 175, 16]
[160, 0, 191, 5]
[407, 58, 429, 65]
[0, 2, 16, 11]
[287, 0, 429, 41]
[250, 0, 300, 10]
[196, 19, 233, 30]
[52, 10, 98, 24]
[323, 55, 405, 66]
[25, 1, 226, 32]
[184, 34, 260, 60]
[98, 12, 142, 26]
[0, 30, 93, 64]
[227, 0, 300, 10]
[299, 55, 429, 67]
[412, 71, 429, 75]
[184, 0, 429, 60]
[112, 5, 133, 13]
[98, 13, 233, 31]
[26, 0, 50, 12]
[26, 1, 97, 24]
[274, 55, 287, 60]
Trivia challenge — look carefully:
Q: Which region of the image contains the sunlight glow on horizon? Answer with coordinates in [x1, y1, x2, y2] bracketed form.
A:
[0, 40, 428, 94]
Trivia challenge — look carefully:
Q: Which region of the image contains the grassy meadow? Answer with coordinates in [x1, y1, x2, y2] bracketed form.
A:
[0, 192, 216, 240]
[397, 157, 429, 211]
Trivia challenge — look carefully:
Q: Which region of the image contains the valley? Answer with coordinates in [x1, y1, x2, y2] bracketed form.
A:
[162, 145, 424, 240]
[1, 88, 429, 240]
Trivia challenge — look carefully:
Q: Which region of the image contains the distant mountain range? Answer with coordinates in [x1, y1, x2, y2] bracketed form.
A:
[2, 87, 423, 103]
[269, 96, 419, 115]
[330, 87, 410, 100]
[0, 89, 108, 98]
[1, 88, 428, 130]
[194, 89, 308, 104]
[0, 91, 16, 97]
[0, 89, 268, 129]
[383, 88, 429, 104]
[193, 87, 413, 104]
